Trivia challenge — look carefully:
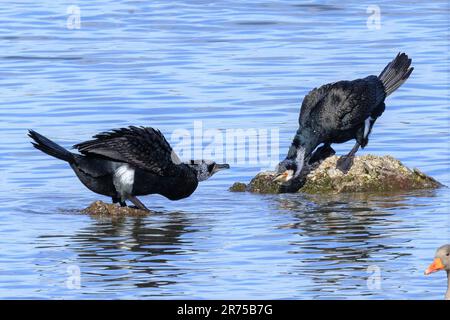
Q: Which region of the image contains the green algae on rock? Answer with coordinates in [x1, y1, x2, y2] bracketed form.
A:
[229, 155, 442, 194]
[82, 200, 150, 216]
[230, 172, 283, 193]
[229, 182, 247, 192]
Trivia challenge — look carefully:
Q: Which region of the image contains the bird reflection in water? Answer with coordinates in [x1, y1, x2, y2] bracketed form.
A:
[273, 190, 437, 296]
[68, 211, 199, 290]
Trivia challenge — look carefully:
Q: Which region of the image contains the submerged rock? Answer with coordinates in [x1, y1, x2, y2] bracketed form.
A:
[82, 200, 150, 216]
[229, 155, 442, 194]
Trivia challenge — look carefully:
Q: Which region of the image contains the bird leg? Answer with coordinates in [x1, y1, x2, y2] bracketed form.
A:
[336, 142, 360, 173]
[128, 195, 149, 211]
[112, 196, 127, 207]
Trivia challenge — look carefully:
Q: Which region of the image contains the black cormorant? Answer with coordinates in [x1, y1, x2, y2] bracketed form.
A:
[274, 53, 413, 191]
[28, 126, 230, 210]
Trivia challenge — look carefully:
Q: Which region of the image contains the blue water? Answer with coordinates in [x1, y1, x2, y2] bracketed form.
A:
[0, 0, 449, 299]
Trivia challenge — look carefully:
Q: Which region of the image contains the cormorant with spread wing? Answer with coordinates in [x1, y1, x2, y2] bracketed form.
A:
[274, 53, 413, 191]
[28, 126, 230, 210]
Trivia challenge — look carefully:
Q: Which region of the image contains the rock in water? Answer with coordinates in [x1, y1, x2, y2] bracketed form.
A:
[82, 200, 150, 216]
[229, 155, 442, 194]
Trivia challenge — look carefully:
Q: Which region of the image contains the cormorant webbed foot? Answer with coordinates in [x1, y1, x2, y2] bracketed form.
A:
[336, 156, 355, 174]
[128, 196, 149, 211]
[336, 143, 360, 173]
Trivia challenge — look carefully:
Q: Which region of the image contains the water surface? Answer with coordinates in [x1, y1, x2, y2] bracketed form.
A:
[0, 0, 449, 299]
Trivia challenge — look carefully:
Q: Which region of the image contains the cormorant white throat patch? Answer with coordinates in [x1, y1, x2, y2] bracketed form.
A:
[113, 164, 135, 198]
[294, 146, 306, 178]
[363, 117, 374, 139]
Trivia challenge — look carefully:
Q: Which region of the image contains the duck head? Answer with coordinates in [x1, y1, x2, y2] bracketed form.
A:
[425, 244, 450, 275]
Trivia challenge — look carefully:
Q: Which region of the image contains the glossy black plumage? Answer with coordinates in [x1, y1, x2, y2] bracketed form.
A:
[74, 127, 181, 177]
[29, 127, 229, 210]
[291, 74, 387, 153]
[277, 53, 413, 190]
[299, 53, 412, 154]
[73, 127, 199, 201]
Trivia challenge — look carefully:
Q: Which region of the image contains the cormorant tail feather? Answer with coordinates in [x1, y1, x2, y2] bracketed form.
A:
[28, 130, 74, 163]
[378, 52, 413, 96]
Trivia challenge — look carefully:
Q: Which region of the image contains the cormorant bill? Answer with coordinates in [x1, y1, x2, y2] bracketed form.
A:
[274, 53, 413, 190]
[28, 126, 230, 211]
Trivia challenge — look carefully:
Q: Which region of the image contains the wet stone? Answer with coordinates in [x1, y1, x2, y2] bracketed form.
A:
[230, 155, 443, 194]
[82, 200, 150, 216]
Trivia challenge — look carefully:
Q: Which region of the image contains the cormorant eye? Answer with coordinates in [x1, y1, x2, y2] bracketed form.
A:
[207, 163, 215, 172]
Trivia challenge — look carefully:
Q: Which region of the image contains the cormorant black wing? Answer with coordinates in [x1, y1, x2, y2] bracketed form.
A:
[298, 83, 334, 126]
[300, 76, 385, 132]
[73, 126, 182, 176]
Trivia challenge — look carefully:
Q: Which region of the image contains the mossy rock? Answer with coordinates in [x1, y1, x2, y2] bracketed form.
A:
[82, 200, 150, 216]
[229, 155, 443, 194]
[229, 182, 247, 192]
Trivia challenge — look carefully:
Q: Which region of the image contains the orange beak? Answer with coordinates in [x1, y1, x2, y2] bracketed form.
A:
[424, 258, 445, 275]
[273, 170, 294, 183]
[273, 171, 288, 182]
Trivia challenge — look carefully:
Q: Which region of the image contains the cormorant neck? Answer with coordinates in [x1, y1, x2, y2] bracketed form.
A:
[184, 162, 209, 182]
[286, 129, 316, 161]
[286, 144, 306, 167]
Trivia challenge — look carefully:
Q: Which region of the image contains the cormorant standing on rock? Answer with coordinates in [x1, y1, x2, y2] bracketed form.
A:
[274, 53, 413, 191]
[29, 126, 230, 210]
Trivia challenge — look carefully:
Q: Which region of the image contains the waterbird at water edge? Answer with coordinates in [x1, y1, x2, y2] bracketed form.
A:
[275, 53, 414, 192]
[28, 126, 230, 211]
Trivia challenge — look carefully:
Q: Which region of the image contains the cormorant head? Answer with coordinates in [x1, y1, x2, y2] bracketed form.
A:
[273, 159, 300, 183]
[274, 143, 308, 183]
[187, 160, 230, 182]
